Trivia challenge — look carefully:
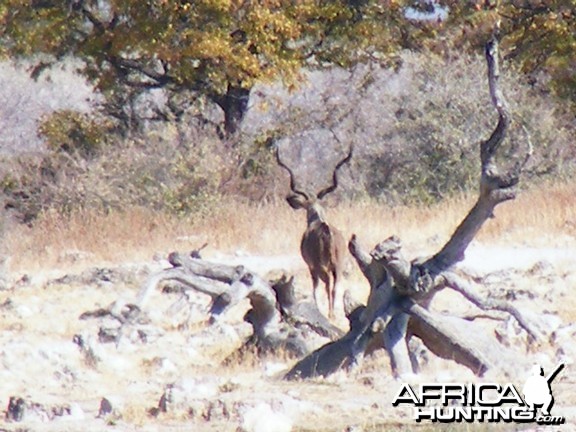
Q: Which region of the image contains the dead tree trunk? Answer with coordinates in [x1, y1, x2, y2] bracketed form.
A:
[134, 252, 343, 358]
[286, 33, 540, 381]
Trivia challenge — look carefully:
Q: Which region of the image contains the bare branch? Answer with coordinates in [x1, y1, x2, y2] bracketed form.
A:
[442, 272, 544, 342]
[403, 300, 491, 376]
[383, 313, 411, 378]
[78, 3, 106, 34]
[136, 267, 230, 309]
[108, 56, 173, 88]
[428, 33, 531, 271]
[516, 122, 534, 174]
[481, 35, 510, 175]
[370, 236, 411, 291]
[348, 235, 373, 279]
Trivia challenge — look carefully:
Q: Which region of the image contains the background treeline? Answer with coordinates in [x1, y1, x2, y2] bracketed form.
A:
[0, 1, 574, 223]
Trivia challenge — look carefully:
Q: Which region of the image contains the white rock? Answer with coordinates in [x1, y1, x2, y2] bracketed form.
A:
[55, 403, 85, 421]
[158, 358, 178, 376]
[180, 377, 219, 399]
[241, 403, 292, 432]
[68, 403, 86, 420]
[16, 304, 34, 318]
[264, 362, 288, 377]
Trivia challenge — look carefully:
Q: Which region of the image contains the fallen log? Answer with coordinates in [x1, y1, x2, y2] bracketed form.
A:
[133, 252, 344, 358]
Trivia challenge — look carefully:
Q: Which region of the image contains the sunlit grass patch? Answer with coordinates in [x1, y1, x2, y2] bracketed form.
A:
[3, 180, 575, 277]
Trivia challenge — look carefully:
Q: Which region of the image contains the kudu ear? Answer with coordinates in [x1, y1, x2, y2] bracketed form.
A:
[286, 193, 308, 210]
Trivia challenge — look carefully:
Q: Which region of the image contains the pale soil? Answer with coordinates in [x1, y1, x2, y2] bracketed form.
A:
[0, 238, 575, 432]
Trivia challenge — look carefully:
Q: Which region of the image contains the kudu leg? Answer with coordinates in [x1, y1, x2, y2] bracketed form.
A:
[311, 271, 320, 310]
[329, 269, 339, 319]
[320, 273, 334, 319]
[326, 284, 334, 319]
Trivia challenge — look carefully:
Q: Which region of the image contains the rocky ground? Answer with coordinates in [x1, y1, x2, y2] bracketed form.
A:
[0, 240, 575, 432]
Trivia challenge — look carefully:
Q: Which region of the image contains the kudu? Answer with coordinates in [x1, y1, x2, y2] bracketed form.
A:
[276, 144, 353, 319]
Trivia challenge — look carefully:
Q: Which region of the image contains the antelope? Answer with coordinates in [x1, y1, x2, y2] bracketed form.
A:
[275, 144, 353, 319]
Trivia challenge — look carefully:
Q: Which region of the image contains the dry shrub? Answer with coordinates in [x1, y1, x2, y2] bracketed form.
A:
[0, 107, 285, 225]
[4, 180, 575, 276]
[1, 51, 574, 229]
[0, 122, 227, 223]
[246, 51, 575, 204]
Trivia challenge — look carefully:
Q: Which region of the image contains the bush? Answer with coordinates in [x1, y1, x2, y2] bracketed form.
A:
[244, 51, 575, 204]
[38, 110, 112, 158]
[1, 51, 574, 224]
[1, 121, 226, 222]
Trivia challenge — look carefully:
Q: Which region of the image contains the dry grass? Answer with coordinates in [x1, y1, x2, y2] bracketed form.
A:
[2, 180, 575, 276]
[0, 180, 574, 432]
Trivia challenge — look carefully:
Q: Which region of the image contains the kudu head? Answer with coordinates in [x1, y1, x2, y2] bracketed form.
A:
[275, 144, 353, 224]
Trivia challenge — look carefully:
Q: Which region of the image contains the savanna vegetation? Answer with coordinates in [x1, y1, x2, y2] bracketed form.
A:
[0, 4, 575, 429]
[0, 0, 573, 233]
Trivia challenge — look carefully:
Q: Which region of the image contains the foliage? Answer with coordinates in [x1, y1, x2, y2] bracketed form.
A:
[0, 0, 419, 135]
[1, 45, 574, 224]
[438, 0, 576, 107]
[245, 51, 575, 204]
[0, 2, 574, 219]
[0, 123, 226, 222]
[39, 110, 112, 158]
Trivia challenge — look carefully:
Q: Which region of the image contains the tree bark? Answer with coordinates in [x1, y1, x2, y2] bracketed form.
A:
[285, 33, 539, 381]
[214, 84, 251, 137]
[134, 252, 343, 358]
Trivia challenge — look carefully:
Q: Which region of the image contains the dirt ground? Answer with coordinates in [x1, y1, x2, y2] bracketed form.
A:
[0, 238, 575, 432]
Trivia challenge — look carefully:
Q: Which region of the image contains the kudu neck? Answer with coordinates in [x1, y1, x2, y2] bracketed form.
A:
[306, 202, 327, 225]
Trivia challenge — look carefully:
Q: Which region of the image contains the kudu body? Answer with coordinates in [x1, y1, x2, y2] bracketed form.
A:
[276, 145, 353, 319]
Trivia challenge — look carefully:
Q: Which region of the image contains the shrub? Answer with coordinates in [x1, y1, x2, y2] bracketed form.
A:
[1, 51, 574, 223]
[1, 122, 226, 222]
[38, 110, 112, 158]
[245, 51, 575, 204]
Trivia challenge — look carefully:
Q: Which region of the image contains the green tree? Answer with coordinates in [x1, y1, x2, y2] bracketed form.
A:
[0, 0, 416, 136]
[440, 0, 575, 106]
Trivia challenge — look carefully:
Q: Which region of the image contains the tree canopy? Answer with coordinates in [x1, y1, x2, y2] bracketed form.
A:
[0, 1, 573, 137]
[0, 0, 412, 135]
[443, 0, 575, 104]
